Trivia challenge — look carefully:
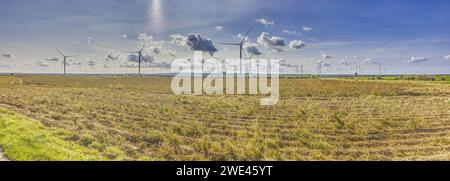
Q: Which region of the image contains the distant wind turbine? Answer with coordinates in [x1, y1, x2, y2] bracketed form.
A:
[56, 49, 78, 75]
[296, 65, 304, 76]
[125, 47, 147, 75]
[220, 28, 252, 74]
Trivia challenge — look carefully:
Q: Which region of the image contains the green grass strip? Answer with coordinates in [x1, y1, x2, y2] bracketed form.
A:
[0, 108, 108, 161]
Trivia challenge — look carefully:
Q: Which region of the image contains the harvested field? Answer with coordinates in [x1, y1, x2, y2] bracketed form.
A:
[0, 76, 449, 160]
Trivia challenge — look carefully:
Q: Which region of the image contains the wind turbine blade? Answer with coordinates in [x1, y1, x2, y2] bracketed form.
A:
[139, 46, 145, 52]
[241, 28, 252, 44]
[219, 43, 240, 46]
[56, 49, 65, 56]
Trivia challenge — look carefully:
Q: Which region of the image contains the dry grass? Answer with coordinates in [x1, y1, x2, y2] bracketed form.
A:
[0, 75, 449, 160]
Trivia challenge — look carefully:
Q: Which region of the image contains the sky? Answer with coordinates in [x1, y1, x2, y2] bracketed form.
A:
[1, 0, 450, 74]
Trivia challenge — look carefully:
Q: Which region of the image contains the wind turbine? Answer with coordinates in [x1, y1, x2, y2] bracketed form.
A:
[219, 28, 252, 74]
[125, 47, 147, 76]
[296, 65, 304, 76]
[56, 49, 78, 75]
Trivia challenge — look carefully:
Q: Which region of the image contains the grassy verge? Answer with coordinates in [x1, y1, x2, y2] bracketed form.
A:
[0, 108, 111, 161]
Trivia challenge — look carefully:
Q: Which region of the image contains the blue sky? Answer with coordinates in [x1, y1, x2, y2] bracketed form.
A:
[0, 0, 450, 74]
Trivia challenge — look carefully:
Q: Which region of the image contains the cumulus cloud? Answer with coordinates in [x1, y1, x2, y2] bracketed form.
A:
[168, 50, 176, 57]
[151, 61, 171, 68]
[316, 60, 331, 70]
[106, 52, 120, 61]
[2, 53, 14, 58]
[363, 58, 378, 64]
[186, 33, 218, 55]
[279, 59, 297, 68]
[444, 55, 450, 60]
[127, 54, 154, 63]
[302, 26, 313, 32]
[257, 32, 286, 52]
[152, 47, 161, 54]
[70, 62, 82, 66]
[321, 51, 332, 59]
[289, 40, 306, 50]
[233, 33, 250, 42]
[36, 60, 51, 67]
[138, 33, 165, 53]
[45, 56, 59, 62]
[408, 56, 428, 64]
[120, 63, 139, 68]
[138, 33, 154, 44]
[170, 34, 188, 47]
[243, 42, 262, 56]
[215, 26, 223, 32]
[255, 18, 274, 26]
[121, 34, 128, 39]
[87, 60, 96, 66]
[338, 60, 350, 66]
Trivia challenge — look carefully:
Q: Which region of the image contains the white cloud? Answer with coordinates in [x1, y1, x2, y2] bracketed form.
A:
[321, 51, 332, 59]
[120, 62, 139, 68]
[338, 60, 350, 66]
[138, 33, 154, 43]
[302, 26, 313, 32]
[138, 33, 165, 53]
[170, 34, 188, 47]
[257, 32, 286, 52]
[282, 29, 301, 36]
[317, 60, 331, 67]
[70, 62, 82, 66]
[151, 61, 171, 68]
[122, 34, 128, 39]
[444, 55, 450, 60]
[233, 33, 250, 42]
[363, 58, 378, 64]
[127, 54, 154, 63]
[279, 59, 297, 68]
[45, 56, 59, 62]
[289, 40, 306, 50]
[87, 60, 96, 66]
[106, 52, 120, 61]
[243, 42, 262, 56]
[152, 47, 161, 54]
[36, 60, 51, 67]
[215, 26, 223, 32]
[408, 56, 428, 63]
[168, 50, 176, 57]
[2, 53, 14, 58]
[255, 18, 274, 26]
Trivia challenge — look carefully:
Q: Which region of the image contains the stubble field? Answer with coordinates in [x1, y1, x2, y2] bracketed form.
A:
[0, 76, 449, 160]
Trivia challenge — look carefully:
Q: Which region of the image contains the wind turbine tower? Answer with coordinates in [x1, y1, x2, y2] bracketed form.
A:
[56, 49, 77, 75]
[125, 47, 147, 76]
